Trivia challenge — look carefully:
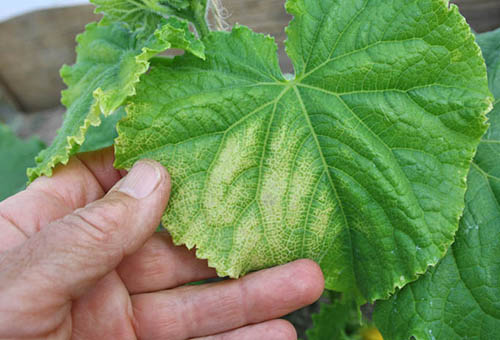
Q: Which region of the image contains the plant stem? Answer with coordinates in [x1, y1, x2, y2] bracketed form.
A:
[191, 0, 210, 39]
[193, 14, 210, 38]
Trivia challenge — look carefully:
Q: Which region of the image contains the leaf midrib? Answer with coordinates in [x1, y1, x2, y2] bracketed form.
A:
[292, 84, 357, 293]
[252, 86, 292, 265]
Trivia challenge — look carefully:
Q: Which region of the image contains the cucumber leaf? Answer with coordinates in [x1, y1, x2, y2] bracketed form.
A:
[27, 16, 204, 182]
[91, 0, 208, 36]
[114, 0, 492, 302]
[306, 298, 361, 340]
[0, 125, 45, 201]
[79, 107, 126, 153]
[374, 27, 500, 340]
[306, 293, 384, 340]
[91, 0, 188, 29]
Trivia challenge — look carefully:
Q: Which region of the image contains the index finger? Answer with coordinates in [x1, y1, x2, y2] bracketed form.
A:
[0, 147, 122, 250]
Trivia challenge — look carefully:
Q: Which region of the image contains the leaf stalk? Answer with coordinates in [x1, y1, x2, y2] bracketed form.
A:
[191, 0, 210, 38]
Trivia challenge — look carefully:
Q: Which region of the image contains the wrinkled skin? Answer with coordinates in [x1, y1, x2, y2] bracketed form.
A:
[0, 147, 324, 340]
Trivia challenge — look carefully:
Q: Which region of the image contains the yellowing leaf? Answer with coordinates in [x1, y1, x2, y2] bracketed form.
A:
[115, 0, 492, 303]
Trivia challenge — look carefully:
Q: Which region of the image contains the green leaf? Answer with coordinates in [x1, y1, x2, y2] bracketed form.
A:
[0, 124, 45, 201]
[91, 0, 187, 29]
[79, 107, 126, 153]
[374, 27, 500, 340]
[91, 0, 209, 37]
[306, 296, 385, 340]
[307, 298, 361, 340]
[27, 17, 205, 182]
[114, 0, 491, 302]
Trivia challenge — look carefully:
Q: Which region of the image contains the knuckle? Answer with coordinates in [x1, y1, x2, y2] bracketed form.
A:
[132, 295, 186, 340]
[234, 280, 252, 324]
[63, 196, 131, 245]
[62, 212, 111, 245]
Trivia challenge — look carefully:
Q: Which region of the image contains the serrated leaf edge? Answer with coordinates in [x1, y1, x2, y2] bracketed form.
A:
[26, 40, 170, 182]
[170, 2, 494, 304]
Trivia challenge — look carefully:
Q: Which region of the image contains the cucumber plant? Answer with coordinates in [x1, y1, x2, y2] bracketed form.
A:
[1, 0, 498, 338]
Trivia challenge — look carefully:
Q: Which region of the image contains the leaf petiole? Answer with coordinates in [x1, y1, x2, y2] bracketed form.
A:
[190, 0, 210, 38]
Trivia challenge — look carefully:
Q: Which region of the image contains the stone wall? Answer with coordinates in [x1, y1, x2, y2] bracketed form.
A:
[453, 0, 500, 33]
[0, 5, 99, 112]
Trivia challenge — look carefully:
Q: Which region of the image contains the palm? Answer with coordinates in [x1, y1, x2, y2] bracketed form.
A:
[68, 271, 134, 339]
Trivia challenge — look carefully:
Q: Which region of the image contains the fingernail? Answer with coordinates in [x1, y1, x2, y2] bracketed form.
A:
[119, 161, 162, 199]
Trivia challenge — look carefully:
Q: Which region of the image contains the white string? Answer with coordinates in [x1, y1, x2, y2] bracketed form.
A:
[209, 0, 230, 31]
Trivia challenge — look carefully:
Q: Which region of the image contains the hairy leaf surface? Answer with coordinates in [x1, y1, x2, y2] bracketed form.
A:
[0, 125, 45, 201]
[91, 0, 188, 29]
[27, 17, 204, 182]
[115, 0, 492, 302]
[374, 27, 500, 340]
[91, 0, 208, 34]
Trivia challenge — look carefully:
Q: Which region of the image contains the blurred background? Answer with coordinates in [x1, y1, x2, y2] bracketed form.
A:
[1, 0, 499, 144]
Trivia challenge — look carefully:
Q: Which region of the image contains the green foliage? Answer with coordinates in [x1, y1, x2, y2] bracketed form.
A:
[305, 292, 385, 340]
[27, 14, 205, 182]
[307, 296, 361, 340]
[114, 0, 491, 303]
[0, 125, 45, 201]
[91, 0, 209, 37]
[91, 0, 184, 29]
[373, 27, 500, 340]
[79, 107, 126, 153]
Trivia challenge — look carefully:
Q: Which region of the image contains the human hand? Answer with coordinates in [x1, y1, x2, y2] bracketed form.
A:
[0, 147, 324, 339]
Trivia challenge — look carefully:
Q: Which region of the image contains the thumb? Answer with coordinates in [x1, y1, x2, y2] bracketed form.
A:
[1, 159, 170, 301]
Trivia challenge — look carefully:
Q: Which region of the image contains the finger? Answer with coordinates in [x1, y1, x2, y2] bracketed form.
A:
[131, 259, 324, 340]
[192, 319, 297, 340]
[76, 147, 123, 192]
[0, 160, 171, 328]
[0, 147, 121, 251]
[117, 232, 217, 294]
